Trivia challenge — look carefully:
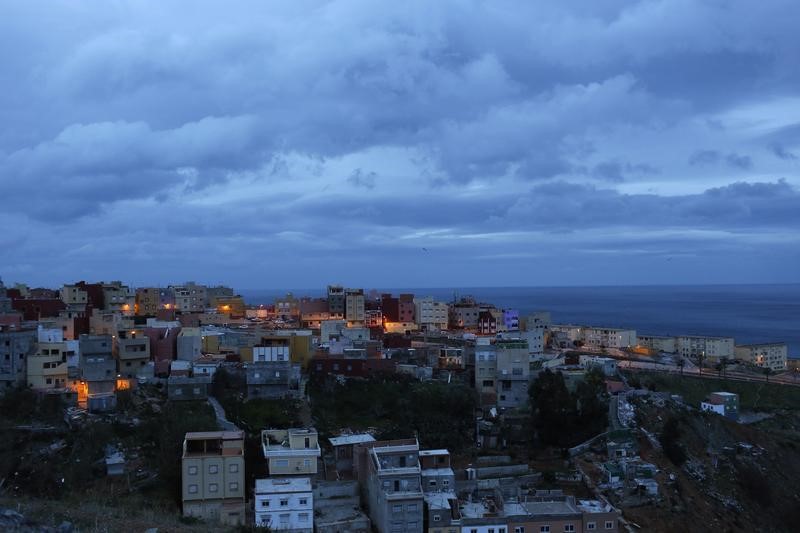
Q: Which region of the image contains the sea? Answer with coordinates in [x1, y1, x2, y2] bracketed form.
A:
[239, 284, 800, 358]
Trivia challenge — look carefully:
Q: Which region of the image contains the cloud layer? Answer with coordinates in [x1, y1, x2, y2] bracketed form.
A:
[1, 0, 799, 287]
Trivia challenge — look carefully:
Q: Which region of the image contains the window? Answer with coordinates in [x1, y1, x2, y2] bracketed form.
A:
[605, 522, 614, 530]
[564, 526, 575, 533]
[280, 499, 288, 507]
[208, 483, 218, 493]
[261, 500, 270, 507]
[407, 504, 417, 512]
[515, 528, 525, 533]
[304, 459, 312, 469]
[209, 465, 218, 474]
[229, 463, 239, 473]
[299, 513, 309, 522]
[540, 527, 550, 533]
[433, 515, 441, 522]
[188, 484, 198, 494]
[299, 498, 308, 505]
[407, 523, 417, 531]
[188, 466, 198, 475]
[275, 459, 289, 467]
[279, 513, 290, 523]
[587, 523, 596, 530]
[429, 480, 437, 487]
[229, 481, 239, 491]
[489, 529, 495, 533]
[392, 504, 402, 514]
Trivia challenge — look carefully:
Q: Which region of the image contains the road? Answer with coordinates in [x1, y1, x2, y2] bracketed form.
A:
[619, 359, 800, 387]
[208, 396, 241, 432]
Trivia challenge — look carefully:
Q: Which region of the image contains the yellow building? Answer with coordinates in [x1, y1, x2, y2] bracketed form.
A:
[26, 341, 73, 390]
[734, 343, 787, 372]
[261, 428, 321, 476]
[182, 431, 246, 526]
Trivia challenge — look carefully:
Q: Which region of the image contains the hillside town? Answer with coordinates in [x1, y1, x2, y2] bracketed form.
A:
[0, 278, 797, 532]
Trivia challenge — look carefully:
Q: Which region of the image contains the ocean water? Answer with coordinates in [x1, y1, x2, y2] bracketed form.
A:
[240, 284, 800, 357]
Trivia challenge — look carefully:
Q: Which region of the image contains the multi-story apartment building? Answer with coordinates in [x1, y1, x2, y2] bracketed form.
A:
[345, 288, 366, 325]
[262, 428, 321, 477]
[252, 338, 291, 362]
[177, 327, 203, 361]
[363, 439, 424, 533]
[102, 281, 135, 315]
[734, 343, 787, 372]
[636, 335, 677, 353]
[414, 298, 449, 331]
[502, 309, 520, 331]
[172, 282, 208, 313]
[474, 341, 497, 406]
[182, 431, 246, 526]
[254, 477, 314, 532]
[676, 335, 734, 364]
[583, 328, 637, 350]
[327, 285, 346, 317]
[398, 294, 415, 323]
[79, 334, 117, 411]
[27, 340, 75, 390]
[214, 296, 246, 319]
[0, 326, 37, 391]
[116, 329, 151, 379]
[60, 284, 88, 307]
[495, 339, 530, 409]
[449, 297, 480, 330]
[419, 450, 454, 494]
[136, 287, 175, 315]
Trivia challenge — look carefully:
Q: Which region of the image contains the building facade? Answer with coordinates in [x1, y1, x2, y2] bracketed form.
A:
[182, 431, 246, 526]
[734, 343, 787, 372]
[254, 477, 314, 532]
[262, 428, 321, 477]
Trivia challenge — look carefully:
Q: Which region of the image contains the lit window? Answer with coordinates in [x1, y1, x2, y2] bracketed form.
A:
[229, 463, 239, 473]
[209, 483, 218, 493]
[209, 465, 218, 474]
[188, 466, 198, 475]
[188, 484, 198, 494]
[229, 482, 239, 491]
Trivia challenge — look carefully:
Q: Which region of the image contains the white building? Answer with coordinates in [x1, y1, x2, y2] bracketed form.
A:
[734, 343, 787, 372]
[636, 334, 677, 353]
[583, 327, 636, 349]
[676, 336, 734, 363]
[414, 297, 449, 331]
[254, 477, 313, 532]
[253, 344, 291, 362]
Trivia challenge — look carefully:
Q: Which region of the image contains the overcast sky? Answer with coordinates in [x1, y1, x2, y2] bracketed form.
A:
[1, 0, 799, 289]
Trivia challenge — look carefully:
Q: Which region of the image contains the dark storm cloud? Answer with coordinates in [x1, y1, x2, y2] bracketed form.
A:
[1, 0, 799, 286]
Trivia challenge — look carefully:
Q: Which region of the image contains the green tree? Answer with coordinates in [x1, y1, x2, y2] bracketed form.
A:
[659, 416, 686, 466]
[529, 369, 576, 447]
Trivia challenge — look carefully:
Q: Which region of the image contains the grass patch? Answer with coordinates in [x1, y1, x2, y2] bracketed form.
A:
[627, 371, 800, 411]
[309, 373, 477, 453]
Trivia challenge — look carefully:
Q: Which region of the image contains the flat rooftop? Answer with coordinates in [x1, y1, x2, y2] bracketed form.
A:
[185, 431, 243, 440]
[255, 477, 311, 494]
[577, 499, 614, 514]
[522, 499, 580, 517]
[419, 449, 449, 457]
[329, 434, 376, 447]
